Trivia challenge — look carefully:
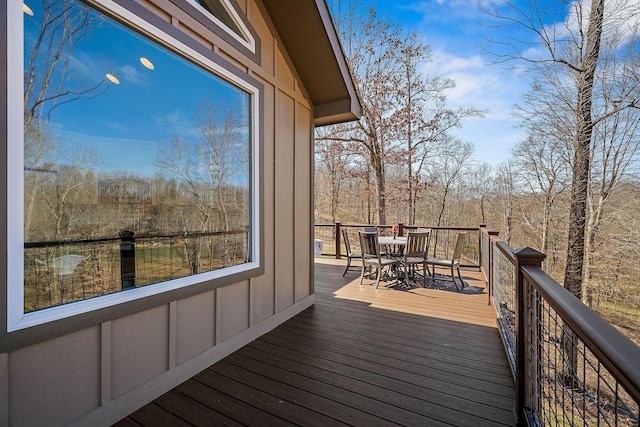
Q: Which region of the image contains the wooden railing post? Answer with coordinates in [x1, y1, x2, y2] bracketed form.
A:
[398, 222, 404, 237]
[478, 224, 486, 272]
[513, 247, 546, 426]
[335, 222, 342, 260]
[486, 228, 500, 304]
[119, 229, 136, 290]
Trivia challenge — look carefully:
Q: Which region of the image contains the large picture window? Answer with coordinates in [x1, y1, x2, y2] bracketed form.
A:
[9, 0, 260, 330]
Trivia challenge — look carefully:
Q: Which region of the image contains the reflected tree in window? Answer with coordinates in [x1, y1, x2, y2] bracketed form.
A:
[157, 98, 250, 273]
[24, 0, 107, 242]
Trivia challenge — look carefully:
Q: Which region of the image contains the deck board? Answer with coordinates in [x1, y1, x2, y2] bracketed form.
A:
[114, 259, 516, 426]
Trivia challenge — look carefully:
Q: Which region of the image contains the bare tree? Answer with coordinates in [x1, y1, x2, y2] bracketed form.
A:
[329, 6, 407, 225]
[483, 0, 640, 298]
[424, 139, 472, 253]
[314, 130, 355, 223]
[512, 133, 571, 261]
[584, 97, 640, 304]
[561, 0, 605, 298]
[467, 162, 494, 224]
[24, 0, 107, 128]
[395, 32, 434, 225]
[396, 39, 484, 224]
[493, 161, 517, 245]
[325, 0, 481, 225]
[28, 148, 99, 241]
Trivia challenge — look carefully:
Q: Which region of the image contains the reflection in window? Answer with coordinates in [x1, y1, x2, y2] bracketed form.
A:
[23, 1, 252, 312]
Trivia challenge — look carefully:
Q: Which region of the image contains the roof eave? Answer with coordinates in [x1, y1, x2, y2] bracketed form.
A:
[261, 0, 361, 126]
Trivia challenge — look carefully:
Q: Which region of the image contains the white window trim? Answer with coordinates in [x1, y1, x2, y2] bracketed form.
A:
[187, 0, 256, 53]
[7, 0, 261, 332]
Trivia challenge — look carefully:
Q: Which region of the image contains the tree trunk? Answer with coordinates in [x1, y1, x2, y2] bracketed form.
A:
[563, 0, 604, 299]
[374, 157, 386, 225]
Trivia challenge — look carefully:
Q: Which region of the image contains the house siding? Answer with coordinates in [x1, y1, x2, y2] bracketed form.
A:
[1, 0, 315, 425]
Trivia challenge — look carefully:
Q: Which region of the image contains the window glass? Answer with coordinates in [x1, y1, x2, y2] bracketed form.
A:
[22, 0, 253, 313]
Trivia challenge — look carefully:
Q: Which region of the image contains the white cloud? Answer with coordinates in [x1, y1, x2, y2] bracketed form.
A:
[118, 64, 142, 84]
[424, 50, 528, 163]
[406, 0, 495, 15]
[154, 110, 200, 139]
[428, 50, 524, 119]
[431, 52, 484, 74]
[99, 120, 128, 132]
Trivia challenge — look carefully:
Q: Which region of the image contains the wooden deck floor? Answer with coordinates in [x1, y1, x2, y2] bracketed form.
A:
[115, 259, 515, 426]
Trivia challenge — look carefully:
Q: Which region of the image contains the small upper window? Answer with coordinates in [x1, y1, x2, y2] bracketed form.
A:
[195, 0, 242, 36]
[191, 0, 255, 53]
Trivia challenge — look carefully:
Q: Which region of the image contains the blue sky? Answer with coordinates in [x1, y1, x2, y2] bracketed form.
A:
[360, 0, 534, 166]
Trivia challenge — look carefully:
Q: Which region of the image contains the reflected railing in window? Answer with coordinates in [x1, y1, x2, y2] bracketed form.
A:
[24, 230, 248, 312]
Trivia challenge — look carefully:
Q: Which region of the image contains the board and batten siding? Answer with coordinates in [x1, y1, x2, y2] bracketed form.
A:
[0, 0, 315, 425]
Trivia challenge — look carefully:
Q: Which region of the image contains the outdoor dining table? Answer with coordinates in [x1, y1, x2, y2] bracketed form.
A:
[377, 235, 407, 256]
[377, 235, 407, 247]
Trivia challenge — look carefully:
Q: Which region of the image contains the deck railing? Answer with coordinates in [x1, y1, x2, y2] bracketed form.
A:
[480, 226, 640, 426]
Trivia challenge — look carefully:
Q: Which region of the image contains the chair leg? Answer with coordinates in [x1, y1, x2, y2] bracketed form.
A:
[343, 257, 351, 276]
[456, 266, 464, 289]
[451, 264, 460, 292]
[359, 262, 366, 286]
[375, 265, 382, 288]
[422, 262, 427, 287]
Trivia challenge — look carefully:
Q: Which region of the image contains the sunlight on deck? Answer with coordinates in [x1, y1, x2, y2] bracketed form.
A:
[316, 258, 497, 328]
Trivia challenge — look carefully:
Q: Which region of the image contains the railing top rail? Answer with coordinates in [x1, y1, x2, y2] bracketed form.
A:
[496, 240, 516, 263]
[403, 225, 480, 232]
[332, 223, 480, 232]
[522, 265, 640, 402]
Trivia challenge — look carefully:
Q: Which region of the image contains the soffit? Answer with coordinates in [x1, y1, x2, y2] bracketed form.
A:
[261, 0, 361, 126]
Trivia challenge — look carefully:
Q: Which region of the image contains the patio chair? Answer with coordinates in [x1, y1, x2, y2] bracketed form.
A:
[400, 231, 430, 287]
[342, 228, 362, 276]
[426, 231, 467, 292]
[36, 254, 84, 276]
[364, 226, 392, 256]
[358, 231, 398, 288]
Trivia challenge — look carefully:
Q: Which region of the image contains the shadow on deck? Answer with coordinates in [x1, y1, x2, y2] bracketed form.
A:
[115, 259, 515, 426]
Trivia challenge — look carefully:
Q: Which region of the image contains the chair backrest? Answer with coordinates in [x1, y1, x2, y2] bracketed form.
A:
[342, 228, 352, 255]
[452, 232, 467, 264]
[359, 231, 380, 259]
[404, 231, 430, 259]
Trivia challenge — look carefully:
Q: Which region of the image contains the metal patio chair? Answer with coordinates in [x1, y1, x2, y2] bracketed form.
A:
[400, 230, 430, 287]
[342, 228, 362, 276]
[426, 231, 467, 291]
[358, 231, 398, 288]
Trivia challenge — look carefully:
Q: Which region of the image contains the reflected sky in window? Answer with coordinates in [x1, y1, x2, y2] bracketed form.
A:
[23, 1, 250, 180]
